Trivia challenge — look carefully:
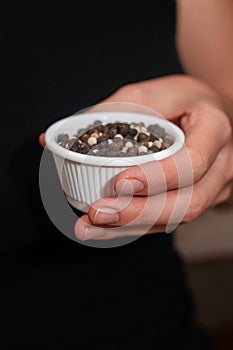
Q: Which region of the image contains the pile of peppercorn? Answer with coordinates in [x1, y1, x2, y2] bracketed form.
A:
[57, 120, 174, 157]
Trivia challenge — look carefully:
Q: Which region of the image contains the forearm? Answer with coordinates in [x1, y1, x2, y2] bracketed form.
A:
[176, 0, 233, 121]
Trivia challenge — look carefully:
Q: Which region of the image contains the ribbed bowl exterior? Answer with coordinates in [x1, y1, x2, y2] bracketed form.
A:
[53, 154, 128, 211]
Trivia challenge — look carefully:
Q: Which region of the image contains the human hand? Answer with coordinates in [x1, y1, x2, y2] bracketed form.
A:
[39, 75, 233, 240]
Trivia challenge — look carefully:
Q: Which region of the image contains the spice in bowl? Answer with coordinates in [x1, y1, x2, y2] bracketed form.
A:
[57, 121, 174, 157]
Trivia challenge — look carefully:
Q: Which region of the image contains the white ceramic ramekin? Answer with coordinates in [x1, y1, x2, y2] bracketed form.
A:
[45, 111, 185, 212]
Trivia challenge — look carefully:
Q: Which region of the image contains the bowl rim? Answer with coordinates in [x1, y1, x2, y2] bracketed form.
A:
[45, 111, 185, 166]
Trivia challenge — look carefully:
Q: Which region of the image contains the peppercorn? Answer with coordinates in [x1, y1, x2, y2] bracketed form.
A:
[57, 120, 174, 157]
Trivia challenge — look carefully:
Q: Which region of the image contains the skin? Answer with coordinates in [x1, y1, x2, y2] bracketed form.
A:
[39, 0, 233, 240]
[176, 0, 233, 106]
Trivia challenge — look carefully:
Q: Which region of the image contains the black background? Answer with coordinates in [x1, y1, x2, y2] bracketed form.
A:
[2, 2, 211, 349]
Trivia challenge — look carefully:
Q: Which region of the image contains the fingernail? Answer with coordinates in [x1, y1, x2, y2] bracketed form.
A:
[83, 226, 106, 240]
[116, 179, 144, 195]
[93, 207, 119, 225]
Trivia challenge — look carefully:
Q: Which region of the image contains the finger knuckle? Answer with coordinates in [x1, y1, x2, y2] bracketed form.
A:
[212, 107, 232, 142]
[214, 186, 233, 206]
[220, 113, 232, 141]
[195, 105, 232, 142]
[223, 186, 233, 202]
[218, 147, 233, 184]
[184, 190, 206, 222]
[188, 147, 208, 182]
[231, 161, 233, 182]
